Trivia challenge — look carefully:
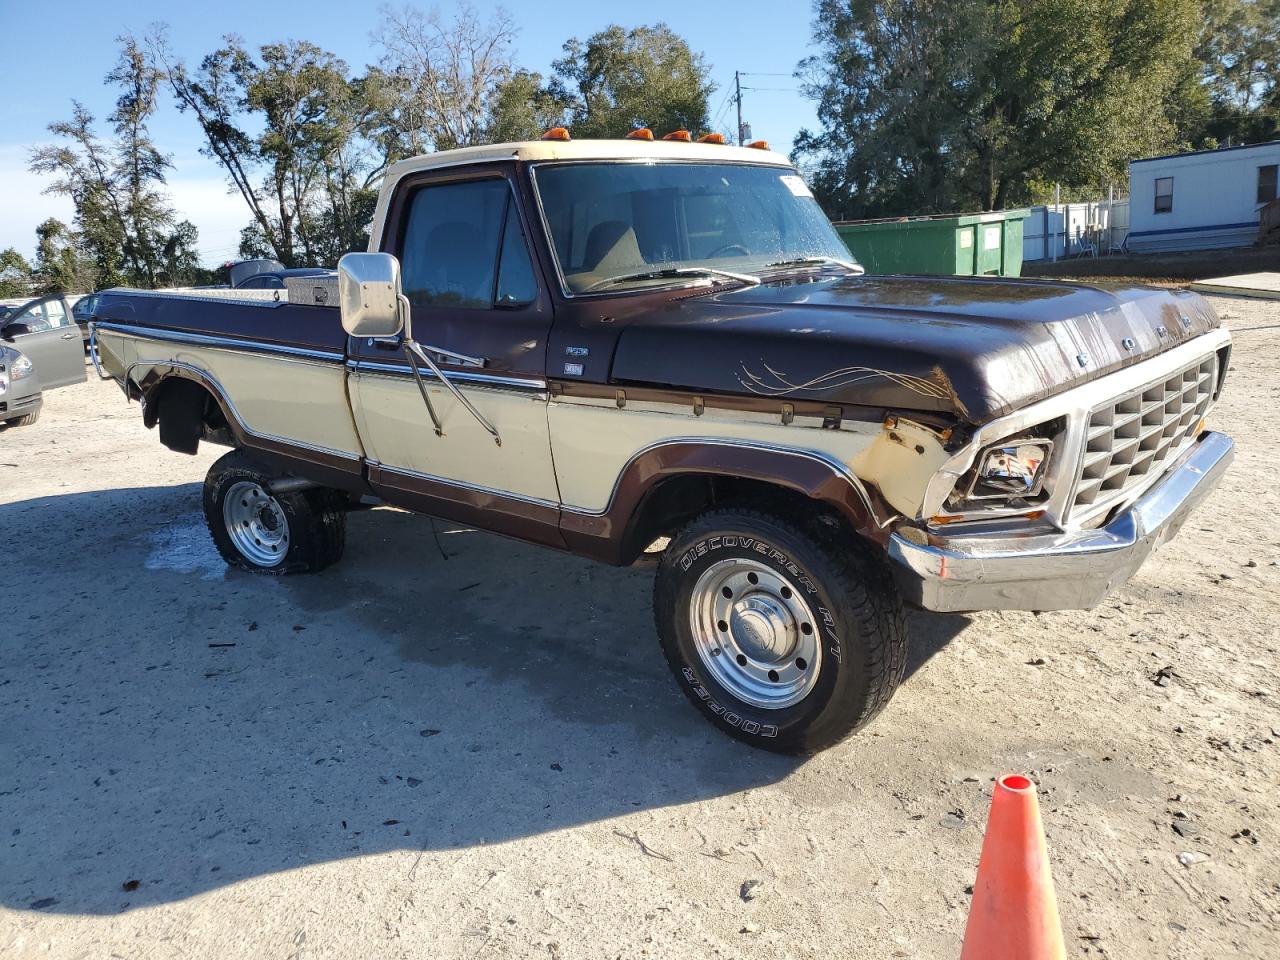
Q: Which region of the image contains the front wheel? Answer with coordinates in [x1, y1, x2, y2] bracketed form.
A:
[654, 506, 907, 755]
[5, 409, 40, 427]
[203, 450, 346, 574]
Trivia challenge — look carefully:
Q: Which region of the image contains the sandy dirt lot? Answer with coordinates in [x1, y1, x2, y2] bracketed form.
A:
[2, 295, 1278, 960]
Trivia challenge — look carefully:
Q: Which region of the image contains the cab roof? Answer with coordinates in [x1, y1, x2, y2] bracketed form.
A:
[384, 138, 793, 180]
[368, 139, 797, 253]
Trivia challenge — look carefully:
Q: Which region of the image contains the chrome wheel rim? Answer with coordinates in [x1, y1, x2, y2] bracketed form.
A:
[223, 481, 288, 567]
[689, 557, 822, 709]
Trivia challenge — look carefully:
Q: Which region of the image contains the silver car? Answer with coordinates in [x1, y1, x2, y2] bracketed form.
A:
[0, 294, 86, 427]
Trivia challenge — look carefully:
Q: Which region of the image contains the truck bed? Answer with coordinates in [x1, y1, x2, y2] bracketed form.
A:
[94, 287, 347, 357]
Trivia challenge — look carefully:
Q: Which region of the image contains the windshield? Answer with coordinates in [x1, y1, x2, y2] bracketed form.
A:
[532, 162, 856, 294]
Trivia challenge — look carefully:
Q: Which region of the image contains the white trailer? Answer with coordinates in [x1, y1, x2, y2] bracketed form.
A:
[1127, 141, 1280, 253]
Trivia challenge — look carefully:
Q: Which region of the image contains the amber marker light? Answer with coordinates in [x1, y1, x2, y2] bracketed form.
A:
[541, 127, 571, 141]
[746, 140, 770, 150]
[662, 130, 692, 142]
[697, 133, 726, 144]
[625, 128, 655, 140]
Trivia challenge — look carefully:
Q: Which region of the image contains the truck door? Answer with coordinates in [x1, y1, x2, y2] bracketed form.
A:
[1, 297, 86, 389]
[348, 168, 561, 535]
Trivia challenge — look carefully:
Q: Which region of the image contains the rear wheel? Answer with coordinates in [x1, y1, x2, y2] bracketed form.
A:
[654, 506, 907, 755]
[203, 450, 346, 574]
[5, 409, 40, 427]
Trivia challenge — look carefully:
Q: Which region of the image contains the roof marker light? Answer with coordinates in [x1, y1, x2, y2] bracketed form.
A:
[746, 140, 770, 150]
[662, 130, 692, 142]
[625, 128, 655, 141]
[697, 133, 726, 144]
[541, 127, 572, 141]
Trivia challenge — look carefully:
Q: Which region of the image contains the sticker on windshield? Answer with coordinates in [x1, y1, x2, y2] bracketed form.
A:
[780, 175, 813, 198]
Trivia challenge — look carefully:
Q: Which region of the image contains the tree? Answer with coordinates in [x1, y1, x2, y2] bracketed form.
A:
[795, 0, 1202, 217]
[1196, 0, 1280, 143]
[29, 34, 189, 289]
[156, 33, 357, 267]
[372, 3, 519, 151]
[157, 31, 394, 266]
[794, 1, 984, 218]
[549, 24, 715, 138]
[487, 69, 571, 142]
[160, 220, 206, 286]
[31, 219, 99, 294]
[0, 248, 33, 299]
[107, 35, 173, 285]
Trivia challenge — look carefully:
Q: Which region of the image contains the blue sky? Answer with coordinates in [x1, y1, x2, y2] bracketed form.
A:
[0, 0, 820, 264]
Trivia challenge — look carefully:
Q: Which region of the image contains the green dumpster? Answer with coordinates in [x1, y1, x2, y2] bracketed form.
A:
[832, 209, 1031, 277]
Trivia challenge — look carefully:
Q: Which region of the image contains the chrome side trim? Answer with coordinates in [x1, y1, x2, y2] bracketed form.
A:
[126, 358, 361, 462]
[368, 459, 562, 511]
[87, 321, 111, 380]
[347, 358, 547, 393]
[370, 435, 882, 525]
[92, 321, 345, 364]
[98, 286, 284, 306]
[563, 435, 889, 525]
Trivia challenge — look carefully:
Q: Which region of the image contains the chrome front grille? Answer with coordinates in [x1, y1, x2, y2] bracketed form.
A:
[1071, 353, 1218, 518]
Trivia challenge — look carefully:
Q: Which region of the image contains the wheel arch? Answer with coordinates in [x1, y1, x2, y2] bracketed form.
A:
[136, 363, 370, 494]
[138, 364, 241, 453]
[561, 439, 897, 565]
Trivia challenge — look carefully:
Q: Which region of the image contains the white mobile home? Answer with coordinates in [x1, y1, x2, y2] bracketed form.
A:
[1127, 141, 1280, 253]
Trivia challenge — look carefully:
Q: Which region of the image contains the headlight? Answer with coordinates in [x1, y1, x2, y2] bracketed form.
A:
[966, 440, 1053, 500]
[10, 353, 33, 380]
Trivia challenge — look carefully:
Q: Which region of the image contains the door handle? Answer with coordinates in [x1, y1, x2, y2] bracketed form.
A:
[61, 333, 76, 339]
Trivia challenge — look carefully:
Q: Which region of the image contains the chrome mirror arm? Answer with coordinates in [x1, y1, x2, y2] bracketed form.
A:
[404, 339, 502, 447]
[402, 342, 445, 438]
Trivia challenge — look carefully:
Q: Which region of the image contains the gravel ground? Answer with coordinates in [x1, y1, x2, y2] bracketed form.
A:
[2, 295, 1278, 959]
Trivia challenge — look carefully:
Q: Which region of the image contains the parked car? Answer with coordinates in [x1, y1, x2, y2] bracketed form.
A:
[231, 262, 336, 290]
[70, 292, 100, 344]
[0, 345, 42, 427]
[91, 134, 1233, 754]
[0, 294, 86, 419]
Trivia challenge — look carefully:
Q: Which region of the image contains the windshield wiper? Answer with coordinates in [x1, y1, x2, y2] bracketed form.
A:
[764, 256, 864, 274]
[584, 266, 761, 292]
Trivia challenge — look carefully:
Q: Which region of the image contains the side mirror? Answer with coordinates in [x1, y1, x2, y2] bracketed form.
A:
[337, 252, 406, 339]
[2, 322, 29, 338]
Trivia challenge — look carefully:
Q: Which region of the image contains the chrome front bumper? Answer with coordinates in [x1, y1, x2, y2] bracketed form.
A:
[889, 431, 1234, 612]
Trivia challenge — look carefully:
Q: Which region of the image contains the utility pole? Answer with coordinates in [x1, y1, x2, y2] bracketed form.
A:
[735, 70, 743, 145]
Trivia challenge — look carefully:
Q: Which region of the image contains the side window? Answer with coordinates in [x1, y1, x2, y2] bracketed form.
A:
[400, 179, 510, 310]
[1258, 164, 1278, 205]
[14, 302, 51, 333]
[496, 209, 537, 306]
[1154, 177, 1173, 214]
[44, 299, 70, 328]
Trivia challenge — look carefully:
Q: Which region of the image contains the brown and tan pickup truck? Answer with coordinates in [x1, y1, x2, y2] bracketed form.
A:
[91, 135, 1234, 754]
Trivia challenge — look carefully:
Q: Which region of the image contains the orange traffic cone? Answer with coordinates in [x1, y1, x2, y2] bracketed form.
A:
[960, 774, 1067, 960]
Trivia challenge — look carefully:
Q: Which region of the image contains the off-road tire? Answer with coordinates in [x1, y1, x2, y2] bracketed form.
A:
[203, 449, 346, 575]
[5, 409, 40, 427]
[654, 506, 907, 755]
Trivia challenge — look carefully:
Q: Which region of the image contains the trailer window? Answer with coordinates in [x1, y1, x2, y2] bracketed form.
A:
[1259, 165, 1278, 205]
[1153, 177, 1173, 214]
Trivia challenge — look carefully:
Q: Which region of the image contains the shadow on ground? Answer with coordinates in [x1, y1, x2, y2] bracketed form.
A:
[1, 483, 967, 915]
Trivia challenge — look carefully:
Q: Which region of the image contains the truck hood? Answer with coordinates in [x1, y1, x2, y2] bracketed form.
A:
[608, 274, 1222, 424]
